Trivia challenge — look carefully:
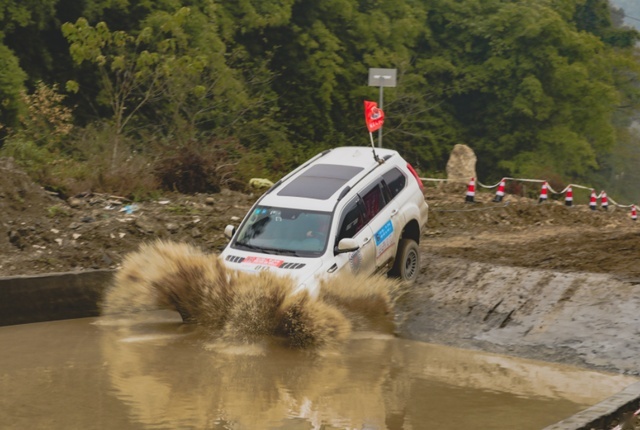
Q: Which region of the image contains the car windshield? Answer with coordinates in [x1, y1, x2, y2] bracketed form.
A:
[233, 206, 331, 256]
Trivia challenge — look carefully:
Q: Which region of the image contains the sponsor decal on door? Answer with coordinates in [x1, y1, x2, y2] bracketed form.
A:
[374, 220, 395, 257]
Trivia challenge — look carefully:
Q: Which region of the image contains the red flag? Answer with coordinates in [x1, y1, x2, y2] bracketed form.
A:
[364, 100, 385, 132]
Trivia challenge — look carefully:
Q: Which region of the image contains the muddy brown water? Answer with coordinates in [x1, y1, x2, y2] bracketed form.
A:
[0, 310, 635, 430]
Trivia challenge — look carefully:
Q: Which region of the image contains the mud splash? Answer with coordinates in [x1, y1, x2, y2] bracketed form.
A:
[101, 240, 401, 348]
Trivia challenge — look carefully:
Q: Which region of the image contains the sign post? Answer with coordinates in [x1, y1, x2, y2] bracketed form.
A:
[368, 68, 397, 147]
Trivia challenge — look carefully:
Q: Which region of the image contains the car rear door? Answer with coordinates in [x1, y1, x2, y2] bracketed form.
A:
[358, 178, 404, 271]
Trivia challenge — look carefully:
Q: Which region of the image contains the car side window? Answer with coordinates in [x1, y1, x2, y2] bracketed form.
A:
[361, 183, 387, 225]
[337, 198, 365, 241]
[382, 167, 406, 200]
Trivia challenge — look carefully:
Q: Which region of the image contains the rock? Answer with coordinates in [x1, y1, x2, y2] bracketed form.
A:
[205, 197, 215, 206]
[67, 198, 83, 208]
[249, 178, 274, 189]
[134, 218, 157, 234]
[102, 252, 113, 265]
[166, 223, 179, 233]
[8, 230, 23, 249]
[446, 144, 477, 183]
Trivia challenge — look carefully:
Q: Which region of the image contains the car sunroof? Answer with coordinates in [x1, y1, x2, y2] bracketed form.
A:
[277, 164, 364, 200]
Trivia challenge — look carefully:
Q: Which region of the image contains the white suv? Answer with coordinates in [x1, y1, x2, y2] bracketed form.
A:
[220, 146, 429, 297]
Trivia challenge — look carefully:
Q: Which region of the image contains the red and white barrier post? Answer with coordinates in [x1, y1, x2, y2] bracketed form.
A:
[538, 181, 548, 204]
[632, 205, 637, 221]
[589, 190, 597, 211]
[565, 186, 573, 207]
[493, 178, 506, 202]
[600, 191, 608, 211]
[465, 177, 476, 203]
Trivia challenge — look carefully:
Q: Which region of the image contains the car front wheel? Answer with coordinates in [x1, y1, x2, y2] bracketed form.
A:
[389, 239, 420, 282]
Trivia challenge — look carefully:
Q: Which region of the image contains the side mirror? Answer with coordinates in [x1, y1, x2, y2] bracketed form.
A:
[335, 238, 359, 254]
[224, 225, 236, 239]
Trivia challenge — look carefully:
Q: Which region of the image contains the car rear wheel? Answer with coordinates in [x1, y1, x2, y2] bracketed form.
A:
[389, 239, 420, 282]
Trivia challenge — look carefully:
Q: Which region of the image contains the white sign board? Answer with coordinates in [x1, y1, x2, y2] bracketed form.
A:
[368, 68, 397, 87]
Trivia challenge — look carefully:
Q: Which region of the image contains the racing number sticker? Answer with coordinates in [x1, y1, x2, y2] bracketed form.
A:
[374, 220, 395, 258]
[243, 256, 284, 267]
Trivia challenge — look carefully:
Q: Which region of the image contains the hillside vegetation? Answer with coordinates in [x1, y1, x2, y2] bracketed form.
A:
[1, 0, 640, 201]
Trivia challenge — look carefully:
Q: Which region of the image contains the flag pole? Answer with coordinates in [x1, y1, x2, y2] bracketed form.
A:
[378, 85, 383, 148]
[369, 131, 381, 163]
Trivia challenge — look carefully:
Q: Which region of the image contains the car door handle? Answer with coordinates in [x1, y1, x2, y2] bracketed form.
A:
[390, 209, 399, 217]
[362, 237, 371, 245]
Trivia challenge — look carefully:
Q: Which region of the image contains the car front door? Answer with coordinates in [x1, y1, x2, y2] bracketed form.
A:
[332, 196, 375, 276]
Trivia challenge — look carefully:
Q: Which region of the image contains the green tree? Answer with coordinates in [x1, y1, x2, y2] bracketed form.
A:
[0, 0, 67, 82]
[0, 43, 26, 133]
[0, 81, 74, 180]
[62, 7, 251, 167]
[2, 0, 639, 197]
[0, 0, 58, 132]
[63, 16, 162, 167]
[234, 0, 430, 156]
[411, 0, 638, 182]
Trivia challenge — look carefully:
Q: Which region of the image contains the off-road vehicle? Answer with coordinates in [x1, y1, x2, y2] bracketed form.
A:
[221, 146, 429, 297]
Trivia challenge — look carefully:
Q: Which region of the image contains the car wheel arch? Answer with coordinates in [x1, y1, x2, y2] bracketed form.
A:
[400, 219, 421, 244]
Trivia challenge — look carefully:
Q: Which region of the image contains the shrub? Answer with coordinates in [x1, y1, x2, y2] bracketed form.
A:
[153, 138, 244, 194]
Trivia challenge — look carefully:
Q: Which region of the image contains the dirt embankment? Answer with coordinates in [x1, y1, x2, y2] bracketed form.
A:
[424, 184, 640, 281]
[0, 158, 256, 276]
[3, 158, 637, 280]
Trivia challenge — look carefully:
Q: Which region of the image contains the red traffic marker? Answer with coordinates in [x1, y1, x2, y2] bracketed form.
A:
[589, 190, 597, 211]
[493, 178, 506, 203]
[565, 186, 573, 207]
[465, 177, 476, 203]
[538, 181, 548, 204]
[600, 191, 608, 211]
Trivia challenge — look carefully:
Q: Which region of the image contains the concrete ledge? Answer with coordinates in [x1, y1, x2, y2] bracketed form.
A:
[0, 270, 114, 326]
[543, 382, 640, 430]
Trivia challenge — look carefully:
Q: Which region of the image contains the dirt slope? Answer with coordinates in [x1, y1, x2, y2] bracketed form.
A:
[2, 158, 637, 279]
[0, 158, 256, 276]
[424, 185, 640, 281]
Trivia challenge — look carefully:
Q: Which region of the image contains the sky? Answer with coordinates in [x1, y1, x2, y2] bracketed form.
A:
[610, 0, 640, 30]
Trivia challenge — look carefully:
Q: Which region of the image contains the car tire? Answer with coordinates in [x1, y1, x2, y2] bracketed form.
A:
[389, 239, 420, 282]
